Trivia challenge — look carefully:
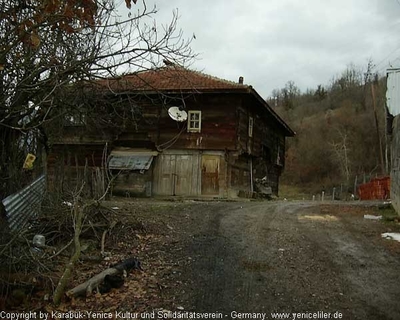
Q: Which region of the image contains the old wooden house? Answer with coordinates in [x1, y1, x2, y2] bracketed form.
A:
[47, 66, 294, 198]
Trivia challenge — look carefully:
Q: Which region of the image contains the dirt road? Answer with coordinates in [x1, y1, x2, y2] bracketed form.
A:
[59, 199, 400, 320]
[161, 201, 400, 320]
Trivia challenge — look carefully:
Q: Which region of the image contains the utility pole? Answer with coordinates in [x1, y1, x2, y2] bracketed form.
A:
[371, 80, 385, 175]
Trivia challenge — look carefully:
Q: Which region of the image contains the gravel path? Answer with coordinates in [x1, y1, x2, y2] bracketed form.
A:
[170, 201, 400, 320]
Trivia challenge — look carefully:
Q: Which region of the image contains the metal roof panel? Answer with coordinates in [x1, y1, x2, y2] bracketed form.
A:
[109, 153, 154, 170]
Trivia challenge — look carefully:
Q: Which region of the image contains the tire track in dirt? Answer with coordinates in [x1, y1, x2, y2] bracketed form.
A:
[179, 201, 400, 320]
[185, 202, 297, 313]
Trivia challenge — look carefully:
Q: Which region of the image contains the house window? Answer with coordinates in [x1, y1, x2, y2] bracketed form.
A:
[188, 110, 201, 132]
[248, 116, 254, 137]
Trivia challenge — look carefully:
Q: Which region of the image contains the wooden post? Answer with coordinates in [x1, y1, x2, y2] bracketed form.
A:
[371, 82, 385, 175]
[353, 175, 358, 197]
[332, 188, 336, 201]
[249, 157, 253, 193]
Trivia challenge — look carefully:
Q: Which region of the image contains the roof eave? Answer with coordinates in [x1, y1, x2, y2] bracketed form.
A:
[249, 88, 295, 137]
[99, 87, 251, 96]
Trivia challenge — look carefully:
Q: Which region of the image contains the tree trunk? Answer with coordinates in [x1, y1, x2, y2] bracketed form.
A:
[66, 258, 141, 298]
[53, 203, 84, 305]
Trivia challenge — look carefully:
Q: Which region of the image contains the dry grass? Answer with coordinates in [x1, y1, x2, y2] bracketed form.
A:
[279, 184, 312, 200]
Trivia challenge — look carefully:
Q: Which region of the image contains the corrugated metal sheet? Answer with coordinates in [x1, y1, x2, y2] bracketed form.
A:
[109, 154, 154, 170]
[2, 174, 46, 231]
[386, 69, 400, 116]
[108, 149, 157, 170]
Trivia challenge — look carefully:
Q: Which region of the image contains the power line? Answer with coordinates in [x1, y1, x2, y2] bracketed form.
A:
[372, 45, 400, 71]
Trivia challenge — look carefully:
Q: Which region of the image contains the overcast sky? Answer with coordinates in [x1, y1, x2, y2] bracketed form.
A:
[122, 0, 400, 98]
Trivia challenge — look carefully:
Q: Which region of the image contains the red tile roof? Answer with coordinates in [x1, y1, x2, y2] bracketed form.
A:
[96, 66, 250, 92]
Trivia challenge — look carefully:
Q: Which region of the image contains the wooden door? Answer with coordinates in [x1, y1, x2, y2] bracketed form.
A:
[175, 155, 191, 195]
[201, 155, 220, 195]
[154, 153, 201, 196]
[159, 154, 175, 195]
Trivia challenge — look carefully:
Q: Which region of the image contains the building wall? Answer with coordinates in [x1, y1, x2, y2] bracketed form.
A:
[120, 94, 240, 151]
[235, 96, 285, 195]
[111, 170, 152, 197]
[391, 116, 400, 213]
[47, 144, 107, 198]
[46, 92, 289, 198]
[228, 154, 251, 197]
[152, 149, 229, 197]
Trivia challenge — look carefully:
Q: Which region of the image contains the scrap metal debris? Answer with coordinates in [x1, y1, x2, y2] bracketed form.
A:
[364, 215, 382, 220]
[382, 233, 400, 242]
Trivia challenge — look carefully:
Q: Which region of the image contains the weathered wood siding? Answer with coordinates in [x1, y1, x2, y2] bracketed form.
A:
[234, 96, 287, 194]
[228, 154, 251, 197]
[153, 150, 201, 196]
[47, 144, 106, 197]
[201, 151, 228, 198]
[118, 94, 240, 151]
[111, 171, 152, 197]
[152, 150, 228, 197]
[47, 91, 289, 198]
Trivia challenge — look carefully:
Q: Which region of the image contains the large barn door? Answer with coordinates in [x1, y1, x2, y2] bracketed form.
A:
[201, 155, 220, 195]
[154, 152, 201, 196]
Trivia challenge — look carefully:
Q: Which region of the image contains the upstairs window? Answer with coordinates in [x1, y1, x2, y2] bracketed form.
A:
[188, 110, 201, 133]
[248, 116, 254, 137]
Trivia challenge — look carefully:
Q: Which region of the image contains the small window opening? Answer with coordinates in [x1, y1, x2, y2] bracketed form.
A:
[188, 110, 201, 133]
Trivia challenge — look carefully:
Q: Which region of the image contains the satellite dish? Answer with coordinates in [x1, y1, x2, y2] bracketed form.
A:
[168, 106, 187, 122]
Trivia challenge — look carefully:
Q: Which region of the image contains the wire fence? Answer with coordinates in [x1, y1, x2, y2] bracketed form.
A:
[307, 174, 390, 202]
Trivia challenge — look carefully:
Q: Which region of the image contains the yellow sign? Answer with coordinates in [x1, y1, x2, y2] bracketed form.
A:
[23, 153, 36, 170]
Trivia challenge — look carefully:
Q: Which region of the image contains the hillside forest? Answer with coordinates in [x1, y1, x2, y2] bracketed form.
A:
[269, 62, 390, 197]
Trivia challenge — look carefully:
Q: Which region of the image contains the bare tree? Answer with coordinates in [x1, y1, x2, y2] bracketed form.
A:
[330, 128, 351, 186]
[0, 0, 196, 199]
